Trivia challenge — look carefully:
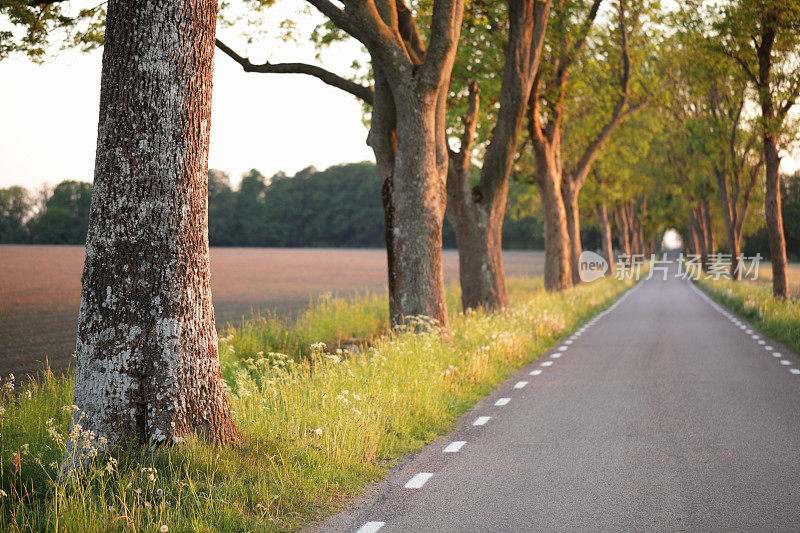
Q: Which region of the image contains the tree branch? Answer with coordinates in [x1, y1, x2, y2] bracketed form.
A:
[418, 0, 464, 90]
[215, 39, 373, 105]
[566, 0, 632, 191]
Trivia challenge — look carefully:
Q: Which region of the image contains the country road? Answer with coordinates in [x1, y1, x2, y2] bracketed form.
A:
[317, 261, 800, 532]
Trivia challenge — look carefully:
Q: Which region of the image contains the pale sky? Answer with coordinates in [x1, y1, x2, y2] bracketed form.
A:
[0, 4, 374, 190]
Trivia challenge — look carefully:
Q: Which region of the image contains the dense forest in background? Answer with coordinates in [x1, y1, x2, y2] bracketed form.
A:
[0, 162, 548, 249]
[2, 160, 799, 258]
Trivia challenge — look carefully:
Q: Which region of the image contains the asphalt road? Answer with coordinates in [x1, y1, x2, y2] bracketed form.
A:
[316, 263, 800, 532]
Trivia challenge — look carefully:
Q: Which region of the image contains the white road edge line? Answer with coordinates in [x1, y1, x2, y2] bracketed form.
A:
[514, 381, 528, 389]
[529, 369, 542, 376]
[540, 361, 553, 367]
[495, 397, 511, 406]
[405, 472, 434, 489]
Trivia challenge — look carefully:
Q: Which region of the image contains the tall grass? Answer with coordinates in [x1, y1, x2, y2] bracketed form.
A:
[696, 278, 800, 355]
[0, 276, 630, 531]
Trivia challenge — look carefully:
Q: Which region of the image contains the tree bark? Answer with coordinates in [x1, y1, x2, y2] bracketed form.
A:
[308, 0, 464, 328]
[68, 0, 238, 463]
[702, 196, 715, 267]
[764, 134, 788, 296]
[616, 206, 631, 257]
[691, 204, 708, 268]
[598, 200, 614, 277]
[752, 10, 790, 297]
[535, 146, 572, 290]
[387, 85, 451, 328]
[563, 179, 583, 284]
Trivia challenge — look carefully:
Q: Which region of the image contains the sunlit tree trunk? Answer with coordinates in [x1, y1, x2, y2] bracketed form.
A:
[534, 145, 572, 291]
[616, 207, 631, 257]
[598, 200, 615, 277]
[447, 0, 551, 310]
[764, 134, 788, 296]
[66, 0, 238, 471]
[563, 180, 583, 284]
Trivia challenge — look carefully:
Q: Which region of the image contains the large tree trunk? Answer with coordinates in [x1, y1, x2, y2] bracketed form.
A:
[764, 134, 788, 297]
[447, 0, 550, 310]
[598, 200, 614, 277]
[380, 90, 450, 329]
[68, 0, 238, 463]
[368, 68, 402, 323]
[563, 180, 583, 285]
[448, 183, 509, 310]
[535, 147, 571, 291]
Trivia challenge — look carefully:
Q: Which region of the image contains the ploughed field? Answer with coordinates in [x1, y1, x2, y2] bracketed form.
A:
[0, 245, 544, 378]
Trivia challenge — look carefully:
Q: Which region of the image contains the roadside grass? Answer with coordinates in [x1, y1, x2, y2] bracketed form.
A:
[0, 276, 630, 531]
[696, 278, 800, 355]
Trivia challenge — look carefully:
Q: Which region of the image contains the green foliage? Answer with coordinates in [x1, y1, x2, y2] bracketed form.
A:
[0, 185, 32, 243]
[0, 1, 105, 61]
[29, 180, 91, 245]
[0, 276, 631, 531]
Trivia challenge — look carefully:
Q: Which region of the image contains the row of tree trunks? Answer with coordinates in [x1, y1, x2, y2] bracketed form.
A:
[613, 198, 647, 258]
[689, 198, 716, 269]
[597, 199, 615, 277]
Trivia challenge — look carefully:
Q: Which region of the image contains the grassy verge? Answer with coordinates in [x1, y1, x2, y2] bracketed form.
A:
[0, 276, 631, 532]
[696, 278, 800, 354]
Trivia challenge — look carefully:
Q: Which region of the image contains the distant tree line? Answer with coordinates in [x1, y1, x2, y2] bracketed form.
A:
[0, 162, 545, 249]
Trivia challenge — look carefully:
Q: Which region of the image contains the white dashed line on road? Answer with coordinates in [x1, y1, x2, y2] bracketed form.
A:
[558, 346, 569, 351]
[766, 346, 774, 351]
[443, 441, 466, 453]
[791, 369, 800, 375]
[473, 416, 490, 426]
[529, 369, 542, 376]
[773, 352, 782, 358]
[540, 361, 553, 367]
[551, 353, 562, 358]
[405, 473, 434, 489]
[494, 398, 511, 406]
[514, 381, 528, 389]
[781, 360, 792, 366]
[356, 521, 385, 533]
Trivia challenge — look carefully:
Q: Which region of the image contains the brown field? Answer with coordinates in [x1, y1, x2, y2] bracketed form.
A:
[0, 245, 544, 377]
